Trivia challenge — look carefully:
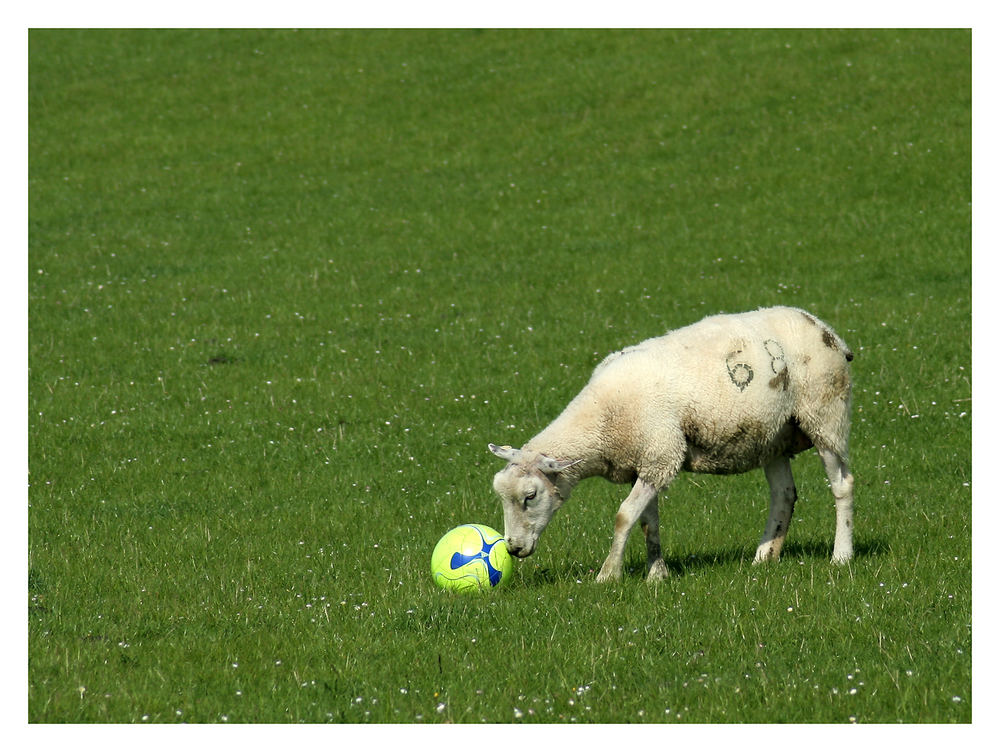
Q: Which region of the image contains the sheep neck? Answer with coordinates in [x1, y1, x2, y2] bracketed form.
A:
[522, 399, 606, 492]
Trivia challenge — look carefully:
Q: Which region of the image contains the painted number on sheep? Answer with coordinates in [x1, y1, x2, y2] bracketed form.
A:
[726, 351, 753, 392]
[764, 339, 790, 391]
[763, 339, 785, 372]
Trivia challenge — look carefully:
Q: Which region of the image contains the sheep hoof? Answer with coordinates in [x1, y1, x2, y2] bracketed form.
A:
[595, 567, 621, 583]
[647, 560, 670, 581]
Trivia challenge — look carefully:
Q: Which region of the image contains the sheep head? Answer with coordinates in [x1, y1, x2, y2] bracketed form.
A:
[488, 443, 580, 559]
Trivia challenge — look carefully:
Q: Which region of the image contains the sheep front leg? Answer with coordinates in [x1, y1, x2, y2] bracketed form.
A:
[753, 456, 797, 564]
[596, 478, 658, 583]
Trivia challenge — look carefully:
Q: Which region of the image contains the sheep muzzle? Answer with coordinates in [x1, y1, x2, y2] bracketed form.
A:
[505, 537, 536, 558]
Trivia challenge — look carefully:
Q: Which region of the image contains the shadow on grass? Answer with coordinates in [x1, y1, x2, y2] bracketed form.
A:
[523, 537, 889, 584]
[666, 537, 888, 575]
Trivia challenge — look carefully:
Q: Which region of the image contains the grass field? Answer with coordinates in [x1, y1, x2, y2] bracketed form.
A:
[28, 29, 971, 724]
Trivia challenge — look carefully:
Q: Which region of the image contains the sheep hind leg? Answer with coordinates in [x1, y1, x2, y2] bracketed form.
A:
[640, 496, 670, 581]
[818, 447, 854, 563]
[596, 478, 659, 583]
[753, 456, 797, 564]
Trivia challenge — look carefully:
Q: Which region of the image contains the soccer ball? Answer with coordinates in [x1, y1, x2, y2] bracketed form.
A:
[431, 524, 513, 592]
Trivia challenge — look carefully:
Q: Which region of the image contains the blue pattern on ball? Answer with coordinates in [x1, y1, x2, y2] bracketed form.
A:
[450, 527, 504, 586]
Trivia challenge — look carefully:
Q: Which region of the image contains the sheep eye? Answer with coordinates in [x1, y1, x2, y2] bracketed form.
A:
[524, 489, 537, 504]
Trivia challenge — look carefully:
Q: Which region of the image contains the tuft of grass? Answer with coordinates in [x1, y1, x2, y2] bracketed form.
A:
[30, 29, 969, 723]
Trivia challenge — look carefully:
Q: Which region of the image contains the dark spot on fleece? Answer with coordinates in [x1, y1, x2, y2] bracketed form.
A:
[769, 366, 790, 391]
[820, 327, 855, 361]
[682, 418, 773, 475]
[828, 368, 851, 401]
[803, 312, 853, 361]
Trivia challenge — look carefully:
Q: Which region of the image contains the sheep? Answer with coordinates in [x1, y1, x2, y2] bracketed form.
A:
[488, 306, 855, 582]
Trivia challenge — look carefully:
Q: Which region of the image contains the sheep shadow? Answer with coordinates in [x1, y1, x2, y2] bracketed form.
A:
[661, 537, 888, 576]
[525, 537, 889, 584]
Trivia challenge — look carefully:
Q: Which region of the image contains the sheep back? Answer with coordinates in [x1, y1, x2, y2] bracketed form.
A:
[535, 307, 853, 487]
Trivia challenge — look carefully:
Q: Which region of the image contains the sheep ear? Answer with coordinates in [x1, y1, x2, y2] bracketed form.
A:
[489, 443, 522, 463]
[537, 455, 582, 474]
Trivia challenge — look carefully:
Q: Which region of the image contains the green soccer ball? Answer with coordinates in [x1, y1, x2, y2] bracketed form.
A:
[431, 524, 513, 592]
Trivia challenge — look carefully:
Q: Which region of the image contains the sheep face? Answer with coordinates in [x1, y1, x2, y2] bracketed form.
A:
[489, 444, 578, 558]
[493, 464, 559, 558]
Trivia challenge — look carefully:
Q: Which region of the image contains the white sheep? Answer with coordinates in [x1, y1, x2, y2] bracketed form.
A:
[489, 306, 854, 582]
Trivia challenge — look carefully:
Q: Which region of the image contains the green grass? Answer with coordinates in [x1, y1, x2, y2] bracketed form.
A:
[28, 29, 970, 723]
